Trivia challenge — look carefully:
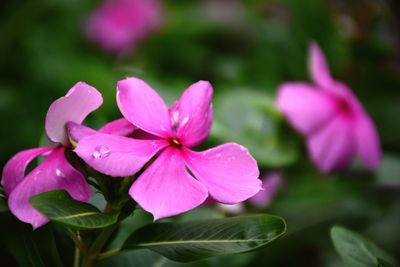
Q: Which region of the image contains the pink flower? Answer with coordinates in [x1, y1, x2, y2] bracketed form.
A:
[249, 172, 283, 208]
[73, 78, 262, 220]
[277, 42, 381, 172]
[1, 83, 103, 228]
[86, 0, 163, 55]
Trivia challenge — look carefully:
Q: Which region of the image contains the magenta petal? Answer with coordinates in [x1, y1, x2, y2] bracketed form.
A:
[249, 172, 283, 208]
[355, 113, 381, 170]
[2, 146, 55, 195]
[8, 148, 91, 229]
[307, 116, 356, 172]
[183, 143, 262, 204]
[74, 133, 168, 177]
[67, 122, 97, 143]
[99, 118, 136, 136]
[277, 82, 338, 135]
[173, 81, 213, 147]
[309, 42, 334, 89]
[45, 82, 103, 146]
[117, 78, 172, 137]
[130, 148, 208, 220]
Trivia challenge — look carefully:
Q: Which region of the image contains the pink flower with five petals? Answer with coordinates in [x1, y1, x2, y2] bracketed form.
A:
[74, 78, 262, 220]
[1, 82, 103, 228]
[277, 42, 381, 172]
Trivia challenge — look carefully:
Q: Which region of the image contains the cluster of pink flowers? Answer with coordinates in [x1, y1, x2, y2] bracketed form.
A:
[1, 42, 382, 229]
[2, 78, 262, 227]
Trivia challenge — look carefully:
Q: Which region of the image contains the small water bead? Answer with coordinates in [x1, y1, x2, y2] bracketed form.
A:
[92, 145, 111, 159]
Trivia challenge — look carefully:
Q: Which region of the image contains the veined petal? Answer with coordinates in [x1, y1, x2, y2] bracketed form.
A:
[309, 42, 334, 89]
[307, 115, 356, 172]
[173, 80, 213, 147]
[183, 143, 261, 204]
[99, 118, 136, 136]
[8, 148, 91, 229]
[2, 146, 55, 195]
[276, 82, 338, 135]
[45, 82, 103, 146]
[355, 112, 381, 170]
[129, 148, 208, 220]
[74, 133, 168, 177]
[117, 78, 171, 137]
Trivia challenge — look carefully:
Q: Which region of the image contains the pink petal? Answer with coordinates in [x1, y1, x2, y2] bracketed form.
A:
[74, 133, 168, 177]
[8, 148, 91, 229]
[276, 82, 338, 135]
[183, 143, 262, 204]
[307, 115, 356, 172]
[355, 113, 381, 170]
[249, 172, 283, 208]
[67, 122, 97, 143]
[117, 78, 171, 137]
[172, 81, 213, 147]
[309, 42, 334, 89]
[2, 146, 55, 195]
[45, 82, 103, 146]
[129, 148, 208, 220]
[99, 118, 136, 136]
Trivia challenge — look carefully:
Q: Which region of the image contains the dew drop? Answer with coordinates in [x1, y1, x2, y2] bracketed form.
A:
[216, 153, 222, 158]
[92, 145, 111, 159]
[55, 169, 63, 177]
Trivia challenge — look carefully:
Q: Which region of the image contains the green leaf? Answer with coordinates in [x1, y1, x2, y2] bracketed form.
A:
[330, 226, 398, 267]
[122, 214, 286, 262]
[30, 190, 119, 230]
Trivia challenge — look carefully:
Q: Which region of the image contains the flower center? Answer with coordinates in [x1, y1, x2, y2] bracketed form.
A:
[168, 137, 182, 149]
[336, 97, 352, 115]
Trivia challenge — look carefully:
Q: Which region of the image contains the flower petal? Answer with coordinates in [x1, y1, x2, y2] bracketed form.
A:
[309, 42, 334, 89]
[249, 172, 283, 208]
[117, 78, 171, 137]
[183, 143, 261, 204]
[8, 148, 91, 229]
[2, 146, 55, 195]
[45, 82, 103, 146]
[99, 118, 136, 136]
[74, 133, 168, 177]
[67, 122, 97, 143]
[276, 82, 338, 135]
[173, 80, 213, 147]
[355, 113, 381, 170]
[307, 116, 356, 172]
[129, 148, 208, 220]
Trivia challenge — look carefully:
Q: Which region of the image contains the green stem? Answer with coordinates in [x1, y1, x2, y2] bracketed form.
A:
[97, 248, 121, 260]
[73, 244, 81, 267]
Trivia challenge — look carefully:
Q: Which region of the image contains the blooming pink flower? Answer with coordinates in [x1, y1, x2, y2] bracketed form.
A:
[86, 0, 162, 54]
[249, 172, 283, 208]
[277, 42, 381, 172]
[1, 83, 103, 228]
[73, 78, 262, 220]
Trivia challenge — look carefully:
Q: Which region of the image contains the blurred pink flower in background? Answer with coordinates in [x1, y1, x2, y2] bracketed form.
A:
[86, 0, 163, 55]
[277, 42, 381, 173]
[250, 172, 283, 208]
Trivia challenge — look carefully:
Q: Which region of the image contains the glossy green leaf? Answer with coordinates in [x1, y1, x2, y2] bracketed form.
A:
[122, 214, 286, 262]
[330, 226, 397, 267]
[30, 190, 119, 230]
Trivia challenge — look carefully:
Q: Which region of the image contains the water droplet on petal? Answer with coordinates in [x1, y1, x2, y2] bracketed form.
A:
[55, 169, 63, 177]
[216, 153, 222, 158]
[92, 145, 111, 159]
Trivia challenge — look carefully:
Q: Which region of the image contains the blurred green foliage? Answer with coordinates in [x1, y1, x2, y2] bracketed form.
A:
[1, 0, 400, 266]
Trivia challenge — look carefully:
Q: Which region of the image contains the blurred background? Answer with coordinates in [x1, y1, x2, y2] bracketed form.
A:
[1, 0, 400, 266]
